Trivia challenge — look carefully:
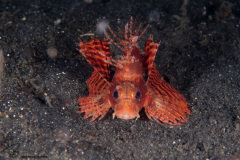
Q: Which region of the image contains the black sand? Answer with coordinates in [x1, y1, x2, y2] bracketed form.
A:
[0, 0, 240, 159]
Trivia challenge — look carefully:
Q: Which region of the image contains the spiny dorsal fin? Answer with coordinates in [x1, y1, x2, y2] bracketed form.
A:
[104, 17, 148, 59]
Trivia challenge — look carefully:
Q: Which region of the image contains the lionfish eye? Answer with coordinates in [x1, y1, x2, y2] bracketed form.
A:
[113, 90, 119, 98]
[135, 91, 141, 99]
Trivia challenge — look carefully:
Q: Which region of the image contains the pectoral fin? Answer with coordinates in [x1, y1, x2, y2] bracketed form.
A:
[78, 70, 111, 121]
[144, 36, 191, 125]
[144, 66, 191, 125]
[78, 37, 111, 81]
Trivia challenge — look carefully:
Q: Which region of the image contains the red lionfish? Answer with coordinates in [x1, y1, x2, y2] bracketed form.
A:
[77, 18, 191, 125]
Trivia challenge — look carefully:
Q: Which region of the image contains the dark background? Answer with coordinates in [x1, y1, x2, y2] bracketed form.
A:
[0, 0, 240, 159]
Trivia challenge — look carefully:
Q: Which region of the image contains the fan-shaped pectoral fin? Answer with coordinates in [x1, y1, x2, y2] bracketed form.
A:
[78, 70, 112, 121]
[144, 67, 191, 125]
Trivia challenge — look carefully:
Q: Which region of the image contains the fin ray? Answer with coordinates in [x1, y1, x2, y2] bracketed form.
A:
[78, 70, 111, 121]
[144, 36, 191, 125]
[78, 37, 111, 81]
[87, 70, 110, 95]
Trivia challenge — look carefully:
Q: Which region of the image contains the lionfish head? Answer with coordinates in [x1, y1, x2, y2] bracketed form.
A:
[110, 82, 142, 120]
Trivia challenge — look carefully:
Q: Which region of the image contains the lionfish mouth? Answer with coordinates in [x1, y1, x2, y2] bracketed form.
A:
[115, 112, 139, 120]
[113, 102, 140, 120]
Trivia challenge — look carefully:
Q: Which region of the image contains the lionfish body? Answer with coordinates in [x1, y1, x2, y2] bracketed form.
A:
[78, 18, 191, 125]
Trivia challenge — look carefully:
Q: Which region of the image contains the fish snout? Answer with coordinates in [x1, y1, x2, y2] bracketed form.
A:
[114, 101, 140, 120]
